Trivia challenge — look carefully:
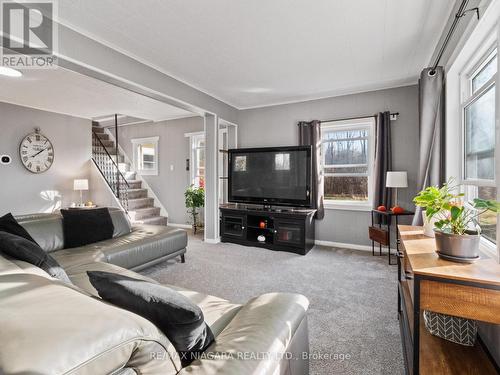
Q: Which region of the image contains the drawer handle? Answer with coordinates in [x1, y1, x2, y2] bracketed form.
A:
[405, 275, 414, 280]
[397, 251, 404, 258]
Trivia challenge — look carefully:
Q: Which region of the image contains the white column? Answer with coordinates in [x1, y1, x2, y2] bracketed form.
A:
[204, 113, 219, 242]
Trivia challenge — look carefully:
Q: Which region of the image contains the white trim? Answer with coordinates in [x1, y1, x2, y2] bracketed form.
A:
[204, 238, 220, 244]
[314, 240, 372, 252]
[131, 136, 160, 144]
[324, 202, 372, 211]
[168, 223, 192, 229]
[184, 131, 205, 138]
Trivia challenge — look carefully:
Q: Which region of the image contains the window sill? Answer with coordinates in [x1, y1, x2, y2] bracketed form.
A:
[324, 202, 372, 212]
[479, 238, 498, 261]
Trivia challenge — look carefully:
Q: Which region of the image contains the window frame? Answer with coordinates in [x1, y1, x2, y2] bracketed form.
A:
[131, 136, 159, 176]
[459, 43, 498, 252]
[320, 117, 375, 211]
[460, 47, 497, 188]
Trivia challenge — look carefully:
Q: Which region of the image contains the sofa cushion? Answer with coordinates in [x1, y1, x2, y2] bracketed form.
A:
[0, 272, 176, 375]
[0, 212, 37, 243]
[93, 225, 187, 270]
[88, 271, 215, 367]
[0, 231, 71, 284]
[110, 208, 132, 237]
[64, 261, 242, 335]
[61, 208, 115, 248]
[16, 213, 64, 253]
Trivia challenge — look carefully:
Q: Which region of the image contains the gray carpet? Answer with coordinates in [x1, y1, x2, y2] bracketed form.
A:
[140, 234, 404, 375]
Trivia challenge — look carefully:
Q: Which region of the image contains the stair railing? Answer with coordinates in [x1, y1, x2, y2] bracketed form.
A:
[91, 130, 130, 212]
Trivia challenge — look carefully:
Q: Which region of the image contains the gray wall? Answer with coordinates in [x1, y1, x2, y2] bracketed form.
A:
[0, 102, 91, 215]
[117, 116, 204, 225]
[237, 85, 419, 246]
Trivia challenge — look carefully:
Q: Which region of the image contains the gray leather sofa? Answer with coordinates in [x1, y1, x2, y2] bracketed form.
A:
[0, 208, 310, 375]
[15, 207, 188, 271]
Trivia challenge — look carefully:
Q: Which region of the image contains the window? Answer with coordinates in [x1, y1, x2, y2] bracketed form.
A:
[131, 136, 159, 176]
[186, 132, 205, 187]
[461, 48, 497, 244]
[321, 117, 375, 208]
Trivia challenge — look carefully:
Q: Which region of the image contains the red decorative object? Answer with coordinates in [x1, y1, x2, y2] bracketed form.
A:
[259, 221, 266, 229]
[392, 206, 405, 214]
[377, 205, 387, 212]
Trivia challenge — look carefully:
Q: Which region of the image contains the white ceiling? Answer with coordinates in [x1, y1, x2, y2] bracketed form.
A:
[58, 0, 455, 109]
[0, 67, 194, 121]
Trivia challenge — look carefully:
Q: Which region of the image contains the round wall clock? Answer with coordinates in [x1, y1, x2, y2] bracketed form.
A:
[19, 128, 54, 173]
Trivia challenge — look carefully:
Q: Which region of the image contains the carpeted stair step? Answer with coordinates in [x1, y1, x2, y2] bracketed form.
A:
[96, 132, 110, 141]
[92, 126, 105, 134]
[99, 139, 115, 148]
[138, 216, 168, 226]
[124, 179, 142, 189]
[127, 188, 148, 199]
[131, 206, 161, 220]
[128, 197, 154, 210]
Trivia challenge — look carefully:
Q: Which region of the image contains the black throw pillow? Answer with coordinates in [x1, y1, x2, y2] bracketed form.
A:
[0, 213, 36, 243]
[61, 208, 114, 248]
[0, 231, 72, 284]
[87, 271, 215, 367]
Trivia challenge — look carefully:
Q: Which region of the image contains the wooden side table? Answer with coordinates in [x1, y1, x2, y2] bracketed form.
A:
[369, 209, 414, 265]
[398, 225, 500, 374]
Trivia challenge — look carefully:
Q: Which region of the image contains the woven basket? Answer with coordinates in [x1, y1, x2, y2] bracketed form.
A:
[423, 310, 477, 346]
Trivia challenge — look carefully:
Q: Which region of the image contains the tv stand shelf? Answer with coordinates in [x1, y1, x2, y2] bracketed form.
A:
[220, 204, 316, 255]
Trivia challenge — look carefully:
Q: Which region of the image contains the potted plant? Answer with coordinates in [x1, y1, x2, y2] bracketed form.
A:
[185, 184, 204, 234]
[413, 179, 499, 260]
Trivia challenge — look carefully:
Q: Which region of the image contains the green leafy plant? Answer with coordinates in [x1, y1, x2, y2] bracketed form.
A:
[185, 185, 205, 233]
[413, 179, 500, 235]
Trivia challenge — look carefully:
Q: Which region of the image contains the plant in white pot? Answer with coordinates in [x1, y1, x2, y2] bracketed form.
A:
[413, 180, 500, 261]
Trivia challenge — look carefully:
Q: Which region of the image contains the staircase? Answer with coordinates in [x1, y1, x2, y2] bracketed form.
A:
[91, 125, 168, 226]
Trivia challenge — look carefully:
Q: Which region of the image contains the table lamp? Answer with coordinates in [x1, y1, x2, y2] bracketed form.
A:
[386, 171, 407, 207]
[73, 179, 89, 206]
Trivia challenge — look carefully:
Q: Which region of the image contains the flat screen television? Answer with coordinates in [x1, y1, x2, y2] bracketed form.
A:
[228, 146, 312, 207]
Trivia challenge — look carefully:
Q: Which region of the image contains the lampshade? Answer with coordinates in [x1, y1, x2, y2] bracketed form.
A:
[386, 172, 408, 188]
[73, 179, 89, 191]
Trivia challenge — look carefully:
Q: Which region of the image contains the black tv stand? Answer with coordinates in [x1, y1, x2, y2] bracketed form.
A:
[220, 204, 316, 255]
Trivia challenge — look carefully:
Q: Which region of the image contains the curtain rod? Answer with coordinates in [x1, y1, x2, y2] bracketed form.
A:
[429, 0, 479, 75]
[318, 112, 399, 124]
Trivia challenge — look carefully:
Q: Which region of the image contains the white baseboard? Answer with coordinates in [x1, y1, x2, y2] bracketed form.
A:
[168, 222, 192, 229]
[315, 240, 372, 252]
[204, 238, 221, 244]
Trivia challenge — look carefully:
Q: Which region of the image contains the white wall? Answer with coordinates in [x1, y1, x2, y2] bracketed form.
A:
[237, 85, 420, 246]
[0, 102, 91, 215]
[117, 116, 204, 225]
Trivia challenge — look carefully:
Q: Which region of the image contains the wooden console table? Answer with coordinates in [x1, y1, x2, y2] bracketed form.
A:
[397, 225, 500, 375]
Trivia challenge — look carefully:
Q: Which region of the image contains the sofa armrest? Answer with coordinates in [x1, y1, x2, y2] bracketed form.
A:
[179, 293, 309, 375]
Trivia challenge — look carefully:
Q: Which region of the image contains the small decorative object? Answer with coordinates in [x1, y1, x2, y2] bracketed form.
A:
[259, 220, 266, 229]
[19, 127, 54, 173]
[377, 205, 387, 212]
[421, 211, 438, 237]
[185, 184, 204, 234]
[386, 171, 408, 207]
[70, 202, 76, 208]
[391, 206, 405, 214]
[423, 310, 477, 346]
[257, 235, 266, 242]
[85, 201, 94, 207]
[413, 178, 500, 261]
[73, 179, 89, 206]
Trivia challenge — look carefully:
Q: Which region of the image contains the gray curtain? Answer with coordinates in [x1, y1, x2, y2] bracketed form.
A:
[373, 111, 392, 211]
[412, 67, 445, 225]
[298, 120, 324, 219]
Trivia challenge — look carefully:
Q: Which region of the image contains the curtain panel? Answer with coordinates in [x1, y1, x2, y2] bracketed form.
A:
[412, 67, 446, 225]
[298, 120, 325, 219]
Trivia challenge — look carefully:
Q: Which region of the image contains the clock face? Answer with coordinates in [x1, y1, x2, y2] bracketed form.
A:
[19, 132, 54, 173]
